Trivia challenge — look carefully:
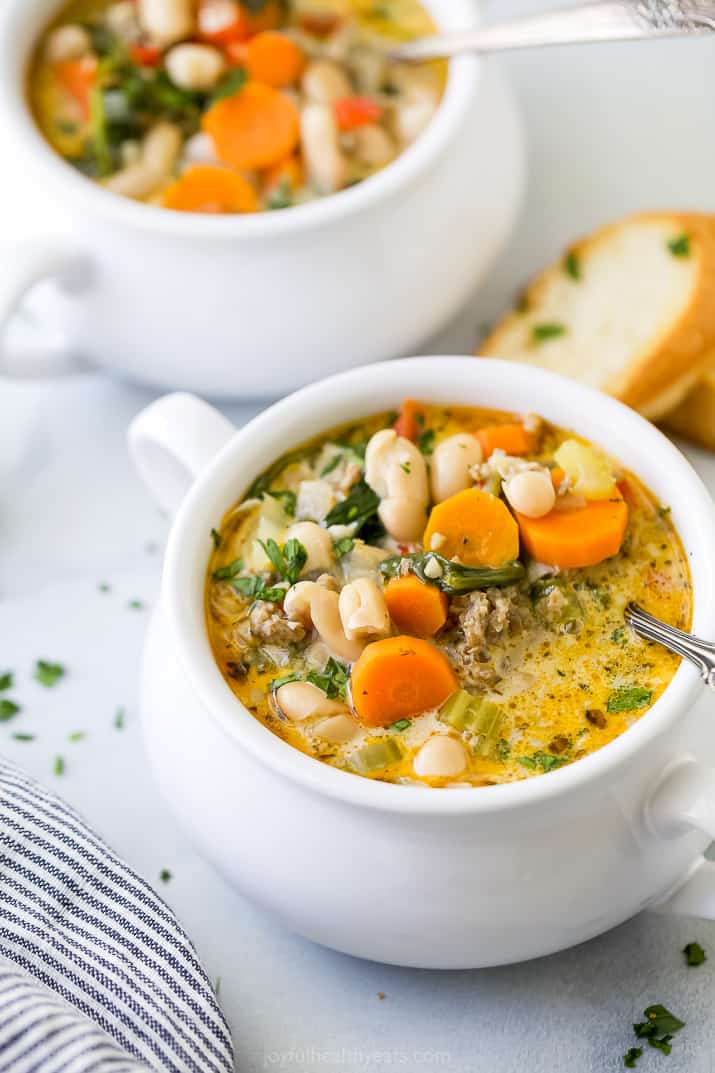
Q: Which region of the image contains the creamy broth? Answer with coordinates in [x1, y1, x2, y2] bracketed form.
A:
[30, 0, 445, 213]
[206, 404, 691, 787]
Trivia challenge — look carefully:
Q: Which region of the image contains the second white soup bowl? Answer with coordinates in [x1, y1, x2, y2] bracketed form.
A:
[0, 0, 524, 396]
[130, 358, 715, 968]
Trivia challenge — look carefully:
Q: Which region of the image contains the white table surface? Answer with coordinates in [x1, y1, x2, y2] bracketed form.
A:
[3, 5, 715, 1070]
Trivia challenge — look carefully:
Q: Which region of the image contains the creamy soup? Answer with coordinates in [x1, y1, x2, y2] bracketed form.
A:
[206, 402, 691, 787]
[30, 0, 445, 213]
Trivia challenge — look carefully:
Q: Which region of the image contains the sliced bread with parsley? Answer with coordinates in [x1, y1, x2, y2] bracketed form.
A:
[480, 212, 715, 420]
[662, 361, 715, 449]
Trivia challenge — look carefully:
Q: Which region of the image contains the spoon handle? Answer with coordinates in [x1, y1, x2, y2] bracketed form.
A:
[625, 602, 715, 689]
[391, 0, 715, 61]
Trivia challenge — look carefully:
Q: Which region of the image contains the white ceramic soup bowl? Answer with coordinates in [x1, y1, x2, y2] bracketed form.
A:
[0, 0, 524, 397]
[130, 357, 715, 969]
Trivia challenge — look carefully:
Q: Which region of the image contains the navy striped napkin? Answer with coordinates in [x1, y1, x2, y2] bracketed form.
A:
[0, 758, 234, 1073]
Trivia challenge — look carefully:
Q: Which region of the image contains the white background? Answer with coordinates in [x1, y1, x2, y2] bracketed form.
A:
[2, 2, 715, 1069]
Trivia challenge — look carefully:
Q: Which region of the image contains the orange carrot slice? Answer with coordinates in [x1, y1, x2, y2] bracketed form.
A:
[163, 165, 259, 214]
[424, 488, 519, 568]
[550, 467, 566, 490]
[55, 57, 97, 119]
[477, 423, 531, 458]
[334, 96, 383, 131]
[384, 575, 449, 638]
[203, 82, 300, 170]
[393, 399, 424, 442]
[246, 31, 304, 87]
[351, 636, 458, 727]
[516, 495, 628, 568]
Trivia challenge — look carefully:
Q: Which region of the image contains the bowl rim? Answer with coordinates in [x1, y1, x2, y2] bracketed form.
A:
[2, 0, 481, 240]
[161, 357, 715, 816]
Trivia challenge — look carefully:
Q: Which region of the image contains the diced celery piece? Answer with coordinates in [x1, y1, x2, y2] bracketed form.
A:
[349, 738, 403, 775]
[554, 439, 615, 499]
[440, 690, 503, 755]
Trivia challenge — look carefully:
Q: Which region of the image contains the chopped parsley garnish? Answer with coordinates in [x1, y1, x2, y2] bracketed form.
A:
[210, 528, 222, 550]
[325, 479, 381, 536]
[271, 673, 302, 690]
[658, 505, 672, 518]
[159, 869, 172, 883]
[683, 941, 706, 966]
[633, 1005, 685, 1045]
[12, 733, 35, 742]
[265, 489, 297, 517]
[417, 428, 435, 455]
[54, 755, 65, 776]
[213, 558, 244, 580]
[232, 576, 286, 603]
[34, 660, 66, 688]
[128, 599, 145, 610]
[611, 627, 628, 646]
[0, 671, 13, 691]
[623, 1047, 642, 1068]
[667, 234, 690, 258]
[563, 250, 581, 280]
[333, 537, 355, 558]
[320, 454, 343, 477]
[68, 731, 86, 743]
[98, 582, 111, 593]
[247, 447, 312, 498]
[607, 685, 652, 712]
[391, 719, 411, 731]
[2, 706, 26, 741]
[307, 658, 349, 701]
[259, 537, 307, 585]
[531, 322, 567, 344]
[518, 752, 568, 773]
[209, 66, 247, 103]
[496, 739, 511, 761]
[114, 707, 126, 730]
[266, 178, 293, 211]
[399, 461, 411, 474]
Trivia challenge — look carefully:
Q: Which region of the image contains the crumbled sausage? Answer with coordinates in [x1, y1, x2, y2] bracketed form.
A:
[247, 603, 307, 647]
[586, 709, 607, 729]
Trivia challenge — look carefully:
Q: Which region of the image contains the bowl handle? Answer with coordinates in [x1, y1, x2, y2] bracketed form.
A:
[647, 757, 715, 918]
[0, 241, 91, 376]
[128, 392, 236, 515]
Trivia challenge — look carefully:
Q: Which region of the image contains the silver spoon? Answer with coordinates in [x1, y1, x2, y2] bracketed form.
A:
[625, 602, 715, 688]
[390, 0, 715, 62]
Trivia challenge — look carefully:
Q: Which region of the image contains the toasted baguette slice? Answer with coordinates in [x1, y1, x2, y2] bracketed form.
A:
[663, 361, 715, 449]
[480, 213, 715, 420]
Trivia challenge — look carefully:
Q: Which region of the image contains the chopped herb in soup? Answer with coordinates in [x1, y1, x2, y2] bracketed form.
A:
[30, 0, 445, 212]
[206, 401, 691, 787]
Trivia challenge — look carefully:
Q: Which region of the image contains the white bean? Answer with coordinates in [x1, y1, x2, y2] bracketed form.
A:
[287, 522, 335, 575]
[352, 124, 395, 168]
[364, 429, 429, 542]
[165, 43, 225, 91]
[302, 60, 352, 104]
[314, 714, 359, 743]
[104, 122, 182, 199]
[503, 469, 555, 519]
[283, 581, 364, 662]
[182, 132, 219, 167]
[300, 104, 348, 195]
[276, 681, 348, 721]
[338, 578, 390, 641]
[106, 2, 141, 42]
[391, 72, 439, 145]
[413, 736, 468, 778]
[44, 24, 92, 63]
[430, 433, 483, 503]
[138, 0, 195, 47]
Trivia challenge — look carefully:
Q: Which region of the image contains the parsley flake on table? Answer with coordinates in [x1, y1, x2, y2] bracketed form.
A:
[0, 699, 21, 722]
[98, 582, 111, 593]
[683, 941, 706, 966]
[128, 599, 145, 610]
[54, 755, 65, 776]
[114, 707, 126, 730]
[160, 869, 172, 883]
[623, 1047, 642, 1068]
[632, 1003, 685, 1056]
[0, 671, 13, 691]
[68, 731, 86, 743]
[34, 660, 66, 688]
